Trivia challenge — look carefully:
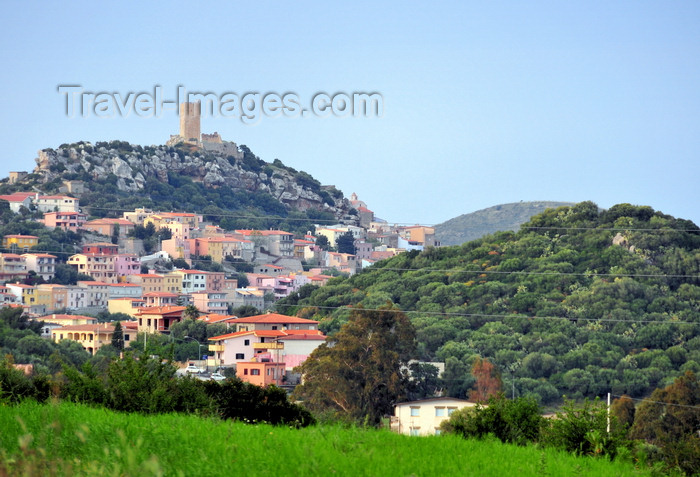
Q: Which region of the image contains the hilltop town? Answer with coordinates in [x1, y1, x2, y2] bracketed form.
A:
[0, 103, 439, 385]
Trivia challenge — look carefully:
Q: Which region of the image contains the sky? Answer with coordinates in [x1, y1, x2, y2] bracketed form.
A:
[1, 1, 699, 226]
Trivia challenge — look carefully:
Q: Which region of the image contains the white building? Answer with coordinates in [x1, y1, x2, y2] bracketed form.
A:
[392, 397, 479, 436]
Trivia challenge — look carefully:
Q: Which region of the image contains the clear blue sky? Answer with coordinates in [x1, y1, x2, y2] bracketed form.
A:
[2, 1, 699, 225]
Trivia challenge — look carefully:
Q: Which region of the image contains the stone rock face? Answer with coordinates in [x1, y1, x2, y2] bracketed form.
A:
[32, 140, 350, 217]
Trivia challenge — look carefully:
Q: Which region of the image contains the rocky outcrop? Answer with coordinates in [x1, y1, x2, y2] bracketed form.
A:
[33, 140, 350, 217]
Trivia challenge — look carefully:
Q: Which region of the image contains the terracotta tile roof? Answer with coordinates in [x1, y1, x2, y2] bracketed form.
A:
[209, 330, 255, 341]
[54, 322, 119, 332]
[0, 192, 36, 200]
[224, 312, 319, 325]
[36, 314, 97, 322]
[135, 305, 186, 316]
[198, 313, 235, 323]
[234, 229, 293, 236]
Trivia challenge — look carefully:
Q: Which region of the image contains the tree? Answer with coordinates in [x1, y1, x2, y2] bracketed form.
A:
[184, 304, 200, 320]
[293, 304, 416, 425]
[405, 362, 441, 400]
[468, 357, 502, 402]
[229, 305, 261, 318]
[610, 395, 635, 429]
[630, 371, 700, 475]
[336, 231, 356, 255]
[111, 321, 124, 351]
[542, 398, 627, 458]
[440, 394, 543, 445]
[315, 234, 330, 251]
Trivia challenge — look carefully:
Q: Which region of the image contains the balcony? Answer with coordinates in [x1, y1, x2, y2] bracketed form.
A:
[253, 342, 283, 350]
[209, 344, 224, 352]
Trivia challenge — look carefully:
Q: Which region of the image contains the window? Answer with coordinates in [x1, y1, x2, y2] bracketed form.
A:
[271, 326, 277, 330]
[244, 369, 248, 375]
[251, 369, 260, 376]
[244, 339, 250, 346]
[434, 429, 442, 436]
[447, 407, 457, 416]
[124, 334, 130, 341]
[235, 353, 244, 360]
[410, 407, 420, 417]
[409, 428, 420, 436]
[435, 407, 445, 417]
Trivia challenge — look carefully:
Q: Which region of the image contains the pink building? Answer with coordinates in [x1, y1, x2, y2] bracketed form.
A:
[43, 211, 87, 232]
[191, 291, 228, 314]
[82, 218, 135, 238]
[205, 271, 225, 292]
[114, 254, 140, 278]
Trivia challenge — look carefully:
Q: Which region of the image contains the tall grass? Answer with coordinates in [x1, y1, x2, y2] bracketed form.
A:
[0, 401, 652, 476]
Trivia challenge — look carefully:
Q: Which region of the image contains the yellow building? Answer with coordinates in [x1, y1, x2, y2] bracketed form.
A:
[160, 272, 183, 294]
[67, 253, 118, 283]
[108, 297, 146, 317]
[2, 235, 39, 251]
[36, 313, 98, 326]
[126, 274, 167, 294]
[52, 322, 137, 355]
[36, 284, 69, 311]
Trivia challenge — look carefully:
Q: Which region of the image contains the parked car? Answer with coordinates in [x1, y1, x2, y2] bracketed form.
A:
[185, 363, 201, 374]
[210, 372, 226, 381]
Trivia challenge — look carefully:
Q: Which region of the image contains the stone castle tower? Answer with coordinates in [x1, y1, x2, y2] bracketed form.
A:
[179, 102, 201, 143]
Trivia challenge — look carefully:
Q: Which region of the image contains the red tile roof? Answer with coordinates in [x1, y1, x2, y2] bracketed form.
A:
[224, 312, 319, 325]
[135, 305, 186, 316]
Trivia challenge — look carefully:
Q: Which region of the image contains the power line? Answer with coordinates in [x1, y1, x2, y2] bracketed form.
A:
[369, 267, 700, 280]
[523, 226, 700, 233]
[611, 394, 700, 410]
[273, 303, 700, 326]
[3, 248, 698, 281]
[70, 206, 700, 232]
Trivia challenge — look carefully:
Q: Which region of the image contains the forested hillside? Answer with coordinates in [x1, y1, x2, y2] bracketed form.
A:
[279, 202, 700, 404]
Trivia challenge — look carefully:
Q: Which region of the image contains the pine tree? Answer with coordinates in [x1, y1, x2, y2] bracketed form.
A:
[111, 321, 124, 351]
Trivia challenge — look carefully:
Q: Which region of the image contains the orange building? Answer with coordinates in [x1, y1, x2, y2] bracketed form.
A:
[135, 305, 185, 333]
[236, 360, 286, 387]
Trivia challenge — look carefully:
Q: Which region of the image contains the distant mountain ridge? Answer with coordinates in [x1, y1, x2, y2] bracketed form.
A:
[435, 201, 575, 246]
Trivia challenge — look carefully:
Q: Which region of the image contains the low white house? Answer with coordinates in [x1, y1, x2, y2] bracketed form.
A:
[392, 397, 479, 436]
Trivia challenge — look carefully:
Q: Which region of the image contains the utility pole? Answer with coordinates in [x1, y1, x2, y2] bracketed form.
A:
[607, 392, 611, 434]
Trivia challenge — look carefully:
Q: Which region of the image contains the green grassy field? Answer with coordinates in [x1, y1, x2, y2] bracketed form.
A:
[0, 401, 651, 477]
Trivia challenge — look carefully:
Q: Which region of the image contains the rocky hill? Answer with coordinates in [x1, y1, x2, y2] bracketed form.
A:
[435, 201, 575, 246]
[4, 140, 353, 232]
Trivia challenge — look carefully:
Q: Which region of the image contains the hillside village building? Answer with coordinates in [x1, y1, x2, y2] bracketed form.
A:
[42, 211, 87, 231]
[52, 322, 137, 355]
[34, 195, 79, 213]
[2, 235, 39, 251]
[392, 398, 479, 436]
[21, 253, 56, 280]
[208, 313, 326, 384]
